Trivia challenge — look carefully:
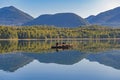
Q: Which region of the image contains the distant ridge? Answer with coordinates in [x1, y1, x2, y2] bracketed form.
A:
[0, 6, 34, 26]
[1, 6, 120, 27]
[86, 7, 120, 27]
[23, 13, 89, 27]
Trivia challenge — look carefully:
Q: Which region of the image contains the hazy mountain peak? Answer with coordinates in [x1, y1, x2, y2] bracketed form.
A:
[0, 6, 34, 26]
[1, 6, 18, 11]
[86, 7, 120, 27]
[24, 13, 89, 27]
[6, 6, 16, 8]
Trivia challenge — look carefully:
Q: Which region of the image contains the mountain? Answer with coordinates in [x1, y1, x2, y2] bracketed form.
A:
[86, 7, 120, 27]
[23, 13, 89, 27]
[0, 6, 34, 26]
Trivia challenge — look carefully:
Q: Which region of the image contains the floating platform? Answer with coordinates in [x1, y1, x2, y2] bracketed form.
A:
[51, 44, 73, 49]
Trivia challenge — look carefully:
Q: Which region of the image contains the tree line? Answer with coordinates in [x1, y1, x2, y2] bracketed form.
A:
[0, 25, 120, 39]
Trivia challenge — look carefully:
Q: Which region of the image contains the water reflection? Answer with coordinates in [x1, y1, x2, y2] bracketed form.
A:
[24, 51, 88, 65]
[0, 53, 33, 72]
[0, 40, 120, 72]
[87, 50, 120, 69]
[0, 40, 120, 53]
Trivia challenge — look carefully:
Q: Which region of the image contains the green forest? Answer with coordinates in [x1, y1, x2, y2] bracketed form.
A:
[0, 25, 120, 39]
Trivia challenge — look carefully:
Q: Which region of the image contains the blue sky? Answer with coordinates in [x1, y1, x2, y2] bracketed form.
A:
[0, 0, 120, 18]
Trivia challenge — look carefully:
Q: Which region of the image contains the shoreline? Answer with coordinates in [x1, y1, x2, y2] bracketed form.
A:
[0, 38, 120, 41]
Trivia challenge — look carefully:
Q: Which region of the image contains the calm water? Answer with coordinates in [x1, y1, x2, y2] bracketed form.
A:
[0, 40, 120, 80]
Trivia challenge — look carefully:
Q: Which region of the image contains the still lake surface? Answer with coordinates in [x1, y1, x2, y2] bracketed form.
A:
[0, 40, 120, 80]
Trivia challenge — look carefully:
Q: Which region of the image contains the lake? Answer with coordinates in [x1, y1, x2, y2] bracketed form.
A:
[0, 40, 120, 80]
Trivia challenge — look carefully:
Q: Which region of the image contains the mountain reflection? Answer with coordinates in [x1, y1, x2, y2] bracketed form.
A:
[0, 53, 33, 72]
[23, 51, 88, 65]
[0, 40, 120, 72]
[87, 50, 120, 69]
